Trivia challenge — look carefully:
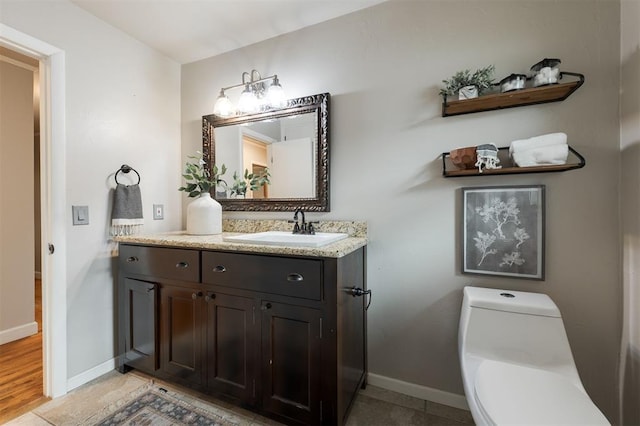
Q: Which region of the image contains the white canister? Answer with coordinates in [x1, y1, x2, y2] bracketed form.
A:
[530, 58, 561, 87]
[499, 74, 527, 92]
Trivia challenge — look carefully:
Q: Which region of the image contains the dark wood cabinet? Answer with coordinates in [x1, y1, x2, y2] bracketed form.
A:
[118, 243, 367, 425]
[121, 278, 157, 374]
[261, 301, 321, 424]
[160, 284, 205, 385]
[206, 291, 257, 404]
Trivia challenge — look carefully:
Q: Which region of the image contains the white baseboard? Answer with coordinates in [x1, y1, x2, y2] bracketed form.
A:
[67, 358, 116, 392]
[0, 321, 38, 345]
[367, 372, 469, 410]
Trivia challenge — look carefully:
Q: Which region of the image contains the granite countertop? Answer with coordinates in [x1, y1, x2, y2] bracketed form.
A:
[114, 219, 367, 258]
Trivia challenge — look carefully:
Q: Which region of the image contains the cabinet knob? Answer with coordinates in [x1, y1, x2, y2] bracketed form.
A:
[286, 273, 304, 282]
[192, 291, 203, 300]
[261, 303, 272, 311]
[126, 256, 139, 263]
[176, 261, 189, 269]
[205, 293, 216, 302]
[212, 265, 226, 273]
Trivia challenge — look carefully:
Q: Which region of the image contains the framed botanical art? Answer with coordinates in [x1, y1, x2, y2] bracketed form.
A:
[462, 185, 545, 280]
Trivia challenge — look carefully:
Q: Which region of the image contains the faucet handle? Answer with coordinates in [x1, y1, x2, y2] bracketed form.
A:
[288, 220, 300, 234]
[308, 221, 319, 235]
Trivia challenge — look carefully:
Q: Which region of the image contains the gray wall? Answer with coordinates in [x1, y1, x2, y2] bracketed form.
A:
[182, 0, 622, 422]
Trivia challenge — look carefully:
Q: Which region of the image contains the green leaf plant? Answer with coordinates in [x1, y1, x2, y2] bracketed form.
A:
[229, 168, 271, 198]
[439, 65, 496, 97]
[178, 151, 227, 198]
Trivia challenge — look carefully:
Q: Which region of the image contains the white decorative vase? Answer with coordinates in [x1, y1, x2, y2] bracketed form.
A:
[186, 192, 222, 235]
[458, 85, 479, 100]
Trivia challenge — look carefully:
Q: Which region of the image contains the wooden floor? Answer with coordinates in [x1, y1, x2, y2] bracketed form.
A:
[0, 279, 46, 423]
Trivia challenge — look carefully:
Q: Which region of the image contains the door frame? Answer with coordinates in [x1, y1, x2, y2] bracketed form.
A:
[0, 23, 68, 398]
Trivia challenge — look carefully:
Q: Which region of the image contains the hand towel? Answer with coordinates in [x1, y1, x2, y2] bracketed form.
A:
[111, 183, 144, 236]
[509, 132, 567, 155]
[511, 144, 569, 167]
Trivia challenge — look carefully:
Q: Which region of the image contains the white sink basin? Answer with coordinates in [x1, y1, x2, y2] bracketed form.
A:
[223, 231, 349, 248]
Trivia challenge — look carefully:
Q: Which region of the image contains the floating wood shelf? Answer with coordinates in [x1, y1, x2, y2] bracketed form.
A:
[442, 146, 586, 178]
[441, 72, 584, 117]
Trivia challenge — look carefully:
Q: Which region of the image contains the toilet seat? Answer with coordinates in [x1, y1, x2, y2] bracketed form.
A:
[474, 360, 609, 425]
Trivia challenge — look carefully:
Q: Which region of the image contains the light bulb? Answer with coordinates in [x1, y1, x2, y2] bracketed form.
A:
[213, 89, 233, 117]
[237, 84, 258, 114]
[267, 76, 286, 108]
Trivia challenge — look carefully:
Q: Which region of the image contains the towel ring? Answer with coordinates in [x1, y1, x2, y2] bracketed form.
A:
[115, 164, 141, 185]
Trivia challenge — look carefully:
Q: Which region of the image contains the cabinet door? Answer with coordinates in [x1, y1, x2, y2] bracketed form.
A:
[261, 302, 321, 424]
[122, 278, 157, 373]
[160, 285, 205, 385]
[205, 292, 257, 404]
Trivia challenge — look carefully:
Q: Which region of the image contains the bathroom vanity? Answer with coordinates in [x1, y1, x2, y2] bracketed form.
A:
[115, 221, 368, 425]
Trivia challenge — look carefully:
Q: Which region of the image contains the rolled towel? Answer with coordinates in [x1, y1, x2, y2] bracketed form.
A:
[509, 132, 567, 155]
[511, 144, 569, 167]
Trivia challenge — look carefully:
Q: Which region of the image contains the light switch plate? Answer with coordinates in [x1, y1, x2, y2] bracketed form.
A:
[72, 205, 89, 225]
[153, 204, 164, 220]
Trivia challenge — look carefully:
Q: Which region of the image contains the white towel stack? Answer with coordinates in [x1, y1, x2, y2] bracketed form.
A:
[509, 132, 569, 167]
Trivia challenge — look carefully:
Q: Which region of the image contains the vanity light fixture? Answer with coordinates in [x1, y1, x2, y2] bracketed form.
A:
[213, 69, 286, 117]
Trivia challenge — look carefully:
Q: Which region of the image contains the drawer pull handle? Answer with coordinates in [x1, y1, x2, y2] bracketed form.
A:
[212, 265, 226, 273]
[205, 293, 216, 302]
[261, 303, 272, 310]
[287, 273, 304, 282]
[192, 291, 203, 300]
[126, 256, 139, 263]
[176, 262, 189, 269]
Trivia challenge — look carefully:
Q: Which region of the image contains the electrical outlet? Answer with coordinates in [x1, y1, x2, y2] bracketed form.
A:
[153, 204, 164, 220]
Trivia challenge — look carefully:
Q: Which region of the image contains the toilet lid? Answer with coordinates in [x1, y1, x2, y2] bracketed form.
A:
[474, 360, 609, 425]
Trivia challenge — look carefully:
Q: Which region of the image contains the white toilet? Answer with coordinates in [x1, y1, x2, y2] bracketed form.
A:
[458, 286, 609, 426]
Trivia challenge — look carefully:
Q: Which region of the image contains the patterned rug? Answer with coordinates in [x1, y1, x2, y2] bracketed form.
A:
[87, 384, 240, 426]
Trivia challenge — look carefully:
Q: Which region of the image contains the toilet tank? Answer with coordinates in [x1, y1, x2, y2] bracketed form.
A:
[459, 286, 579, 377]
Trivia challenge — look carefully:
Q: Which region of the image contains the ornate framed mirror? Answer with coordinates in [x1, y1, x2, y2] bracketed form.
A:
[202, 92, 329, 211]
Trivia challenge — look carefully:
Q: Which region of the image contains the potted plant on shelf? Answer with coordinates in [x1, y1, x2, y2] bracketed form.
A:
[440, 65, 496, 100]
[178, 151, 222, 235]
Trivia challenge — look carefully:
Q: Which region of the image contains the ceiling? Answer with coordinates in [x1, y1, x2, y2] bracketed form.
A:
[71, 0, 386, 64]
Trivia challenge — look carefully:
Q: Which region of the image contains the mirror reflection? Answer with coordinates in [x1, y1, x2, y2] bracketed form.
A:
[202, 92, 329, 212]
[214, 112, 317, 200]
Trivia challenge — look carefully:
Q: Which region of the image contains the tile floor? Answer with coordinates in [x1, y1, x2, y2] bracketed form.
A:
[6, 370, 475, 426]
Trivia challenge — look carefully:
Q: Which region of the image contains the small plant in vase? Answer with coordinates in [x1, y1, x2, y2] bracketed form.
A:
[179, 152, 215, 197]
[229, 171, 248, 198]
[245, 168, 271, 192]
[229, 168, 271, 198]
[178, 151, 222, 235]
[440, 65, 496, 100]
[212, 163, 228, 198]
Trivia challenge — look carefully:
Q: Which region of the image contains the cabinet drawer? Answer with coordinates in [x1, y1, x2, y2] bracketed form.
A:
[120, 245, 200, 282]
[202, 252, 322, 300]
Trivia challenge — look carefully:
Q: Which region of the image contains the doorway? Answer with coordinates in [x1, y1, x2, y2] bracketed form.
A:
[0, 23, 68, 401]
[0, 44, 44, 421]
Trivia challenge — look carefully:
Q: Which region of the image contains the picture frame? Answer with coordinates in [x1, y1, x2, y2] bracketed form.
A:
[462, 185, 545, 280]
